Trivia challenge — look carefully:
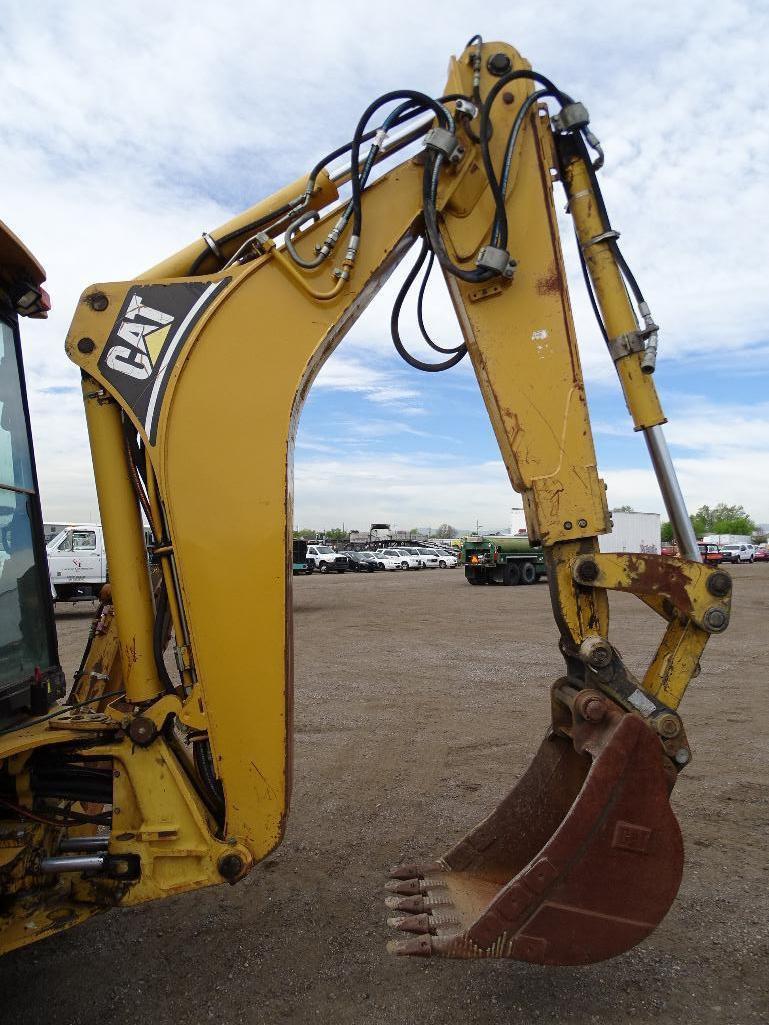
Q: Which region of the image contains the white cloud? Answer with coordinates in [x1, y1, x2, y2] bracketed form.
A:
[2, 1, 766, 525]
[295, 452, 512, 531]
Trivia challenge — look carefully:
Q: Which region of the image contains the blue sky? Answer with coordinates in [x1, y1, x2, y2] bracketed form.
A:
[2, 1, 767, 530]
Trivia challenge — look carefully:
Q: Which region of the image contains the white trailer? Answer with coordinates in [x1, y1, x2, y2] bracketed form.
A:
[598, 511, 661, 555]
[701, 533, 751, 545]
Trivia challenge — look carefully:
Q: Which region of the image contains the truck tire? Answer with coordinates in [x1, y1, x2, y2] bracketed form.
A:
[504, 563, 521, 586]
[319, 562, 329, 574]
[521, 561, 537, 584]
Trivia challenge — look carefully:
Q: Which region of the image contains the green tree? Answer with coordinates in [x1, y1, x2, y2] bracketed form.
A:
[661, 521, 674, 543]
[294, 528, 317, 540]
[324, 527, 348, 542]
[435, 523, 456, 538]
[691, 503, 756, 537]
[612, 505, 635, 513]
[664, 503, 757, 543]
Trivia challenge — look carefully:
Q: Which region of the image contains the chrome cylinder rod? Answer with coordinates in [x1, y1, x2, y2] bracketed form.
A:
[58, 836, 109, 853]
[39, 854, 106, 874]
[643, 425, 700, 562]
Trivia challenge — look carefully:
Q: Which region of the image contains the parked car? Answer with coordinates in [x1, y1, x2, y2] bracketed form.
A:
[754, 545, 769, 562]
[720, 543, 754, 564]
[340, 550, 377, 572]
[432, 549, 458, 568]
[306, 544, 347, 573]
[382, 548, 421, 570]
[660, 543, 678, 557]
[374, 551, 402, 571]
[414, 547, 440, 569]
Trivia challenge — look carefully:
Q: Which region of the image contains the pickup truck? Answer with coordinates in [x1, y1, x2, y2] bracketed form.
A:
[305, 544, 347, 573]
[47, 523, 107, 602]
[47, 523, 156, 601]
[720, 543, 755, 564]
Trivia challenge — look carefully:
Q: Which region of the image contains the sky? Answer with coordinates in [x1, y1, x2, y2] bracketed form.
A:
[2, 1, 767, 534]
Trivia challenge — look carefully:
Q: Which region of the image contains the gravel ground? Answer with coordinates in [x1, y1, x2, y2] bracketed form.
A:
[1, 564, 766, 1024]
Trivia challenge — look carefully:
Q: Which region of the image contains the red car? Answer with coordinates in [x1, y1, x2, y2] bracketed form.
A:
[754, 546, 769, 562]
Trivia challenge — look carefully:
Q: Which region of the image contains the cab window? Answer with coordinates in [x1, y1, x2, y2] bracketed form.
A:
[72, 530, 96, 551]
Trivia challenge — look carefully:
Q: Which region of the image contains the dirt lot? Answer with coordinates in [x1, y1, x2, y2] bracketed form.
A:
[1, 564, 766, 1024]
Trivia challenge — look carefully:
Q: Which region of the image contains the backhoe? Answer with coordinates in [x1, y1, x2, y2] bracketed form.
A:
[0, 37, 731, 964]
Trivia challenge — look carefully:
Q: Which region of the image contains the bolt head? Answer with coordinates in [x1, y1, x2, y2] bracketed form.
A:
[77, 337, 96, 354]
[703, 606, 729, 633]
[656, 713, 681, 738]
[487, 52, 512, 76]
[581, 697, 606, 722]
[577, 559, 599, 582]
[707, 571, 731, 598]
[88, 292, 109, 312]
[218, 853, 244, 881]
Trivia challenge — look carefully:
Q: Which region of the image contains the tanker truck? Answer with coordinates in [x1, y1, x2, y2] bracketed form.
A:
[462, 536, 547, 586]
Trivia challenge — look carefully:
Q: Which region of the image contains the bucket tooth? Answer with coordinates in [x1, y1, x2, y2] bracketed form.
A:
[385, 705, 684, 965]
[384, 894, 426, 913]
[387, 935, 433, 957]
[388, 912, 435, 934]
[388, 862, 444, 880]
[384, 878, 422, 896]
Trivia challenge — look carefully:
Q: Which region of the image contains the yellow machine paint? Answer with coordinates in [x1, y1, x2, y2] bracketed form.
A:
[0, 40, 730, 960]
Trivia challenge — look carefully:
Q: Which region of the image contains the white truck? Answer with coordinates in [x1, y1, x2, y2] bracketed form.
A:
[305, 543, 347, 573]
[46, 523, 107, 602]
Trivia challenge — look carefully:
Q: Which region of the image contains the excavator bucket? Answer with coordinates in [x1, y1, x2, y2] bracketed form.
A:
[386, 692, 683, 964]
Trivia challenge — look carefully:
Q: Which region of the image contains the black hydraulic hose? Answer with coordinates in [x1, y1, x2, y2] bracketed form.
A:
[568, 132, 646, 305]
[153, 584, 177, 695]
[415, 242, 464, 355]
[193, 739, 224, 813]
[479, 70, 569, 250]
[421, 153, 493, 284]
[349, 91, 452, 238]
[287, 100, 432, 269]
[391, 238, 467, 371]
[577, 238, 610, 343]
[188, 202, 295, 275]
[493, 88, 551, 245]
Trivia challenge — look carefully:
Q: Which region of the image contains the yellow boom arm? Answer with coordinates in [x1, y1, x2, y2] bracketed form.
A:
[0, 39, 730, 963]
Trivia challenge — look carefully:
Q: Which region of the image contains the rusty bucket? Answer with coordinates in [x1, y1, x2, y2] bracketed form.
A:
[386, 690, 683, 964]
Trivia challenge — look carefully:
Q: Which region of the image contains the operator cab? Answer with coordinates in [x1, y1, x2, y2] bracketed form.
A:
[0, 221, 63, 724]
